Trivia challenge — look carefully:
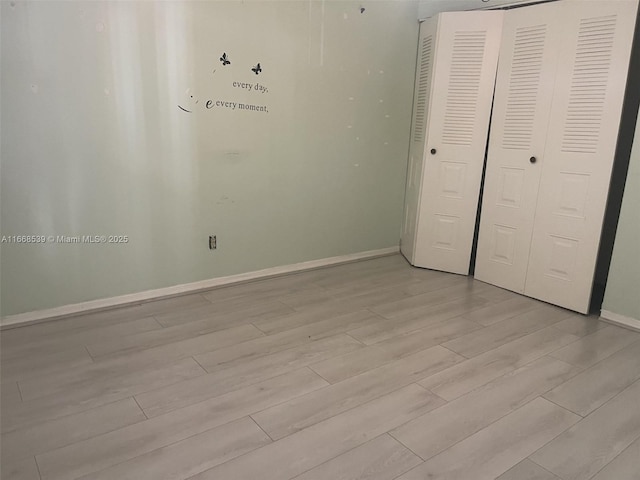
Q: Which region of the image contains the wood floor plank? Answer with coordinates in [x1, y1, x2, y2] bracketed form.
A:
[304, 268, 426, 304]
[86, 302, 291, 359]
[496, 459, 561, 480]
[97, 322, 265, 371]
[0, 380, 22, 406]
[17, 324, 262, 402]
[349, 296, 489, 345]
[35, 368, 327, 480]
[530, 379, 640, 480]
[321, 270, 434, 301]
[1, 398, 145, 463]
[370, 281, 485, 319]
[391, 356, 580, 461]
[307, 285, 414, 314]
[442, 305, 575, 358]
[309, 256, 412, 289]
[309, 345, 390, 384]
[130, 294, 212, 316]
[17, 354, 207, 404]
[252, 306, 375, 335]
[201, 273, 324, 305]
[397, 398, 580, 480]
[75, 417, 271, 480]
[310, 317, 481, 383]
[544, 340, 640, 416]
[590, 435, 640, 480]
[375, 318, 482, 358]
[276, 288, 339, 310]
[1, 317, 161, 360]
[208, 285, 322, 312]
[301, 267, 386, 292]
[459, 296, 544, 326]
[551, 315, 607, 338]
[400, 271, 470, 296]
[189, 384, 444, 480]
[0, 306, 151, 344]
[292, 434, 422, 480]
[0, 457, 41, 480]
[196, 310, 381, 370]
[419, 326, 579, 400]
[0, 291, 203, 347]
[136, 334, 362, 417]
[549, 325, 640, 369]
[153, 298, 294, 328]
[151, 302, 229, 328]
[1, 346, 94, 384]
[1, 294, 207, 345]
[2, 358, 204, 434]
[465, 281, 516, 302]
[257, 285, 411, 321]
[329, 267, 443, 294]
[404, 276, 513, 303]
[252, 346, 463, 440]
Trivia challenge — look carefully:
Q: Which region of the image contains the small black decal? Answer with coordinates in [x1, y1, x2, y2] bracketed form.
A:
[251, 63, 262, 75]
[178, 94, 197, 113]
[220, 53, 231, 65]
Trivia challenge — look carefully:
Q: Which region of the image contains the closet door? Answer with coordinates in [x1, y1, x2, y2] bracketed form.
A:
[525, 0, 638, 313]
[474, 2, 562, 291]
[413, 11, 503, 274]
[401, 16, 438, 264]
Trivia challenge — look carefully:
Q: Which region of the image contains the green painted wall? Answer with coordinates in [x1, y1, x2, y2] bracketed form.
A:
[602, 107, 640, 320]
[0, 0, 420, 316]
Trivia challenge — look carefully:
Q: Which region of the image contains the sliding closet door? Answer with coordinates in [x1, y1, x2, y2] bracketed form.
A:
[525, 0, 638, 313]
[401, 17, 438, 264]
[475, 2, 562, 291]
[413, 11, 503, 274]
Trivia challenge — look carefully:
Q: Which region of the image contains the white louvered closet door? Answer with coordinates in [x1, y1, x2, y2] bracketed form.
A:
[401, 16, 438, 264]
[525, 0, 638, 313]
[412, 11, 503, 274]
[474, 1, 562, 292]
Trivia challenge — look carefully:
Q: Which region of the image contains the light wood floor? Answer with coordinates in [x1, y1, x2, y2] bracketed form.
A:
[2, 254, 640, 480]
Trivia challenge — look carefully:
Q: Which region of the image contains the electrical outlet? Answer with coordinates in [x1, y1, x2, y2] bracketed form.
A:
[209, 235, 217, 250]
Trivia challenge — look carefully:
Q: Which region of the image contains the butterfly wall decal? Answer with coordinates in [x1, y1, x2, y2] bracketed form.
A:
[220, 53, 231, 66]
[251, 63, 262, 75]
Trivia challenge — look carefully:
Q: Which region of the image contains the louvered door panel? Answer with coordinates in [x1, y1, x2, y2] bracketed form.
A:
[413, 11, 503, 274]
[524, 0, 638, 313]
[502, 25, 548, 150]
[560, 15, 616, 154]
[475, 1, 562, 291]
[413, 35, 434, 144]
[441, 31, 487, 146]
[401, 17, 437, 263]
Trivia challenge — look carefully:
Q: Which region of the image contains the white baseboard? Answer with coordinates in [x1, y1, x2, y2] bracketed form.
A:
[600, 309, 640, 333]
[0, 246, 399, 330]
